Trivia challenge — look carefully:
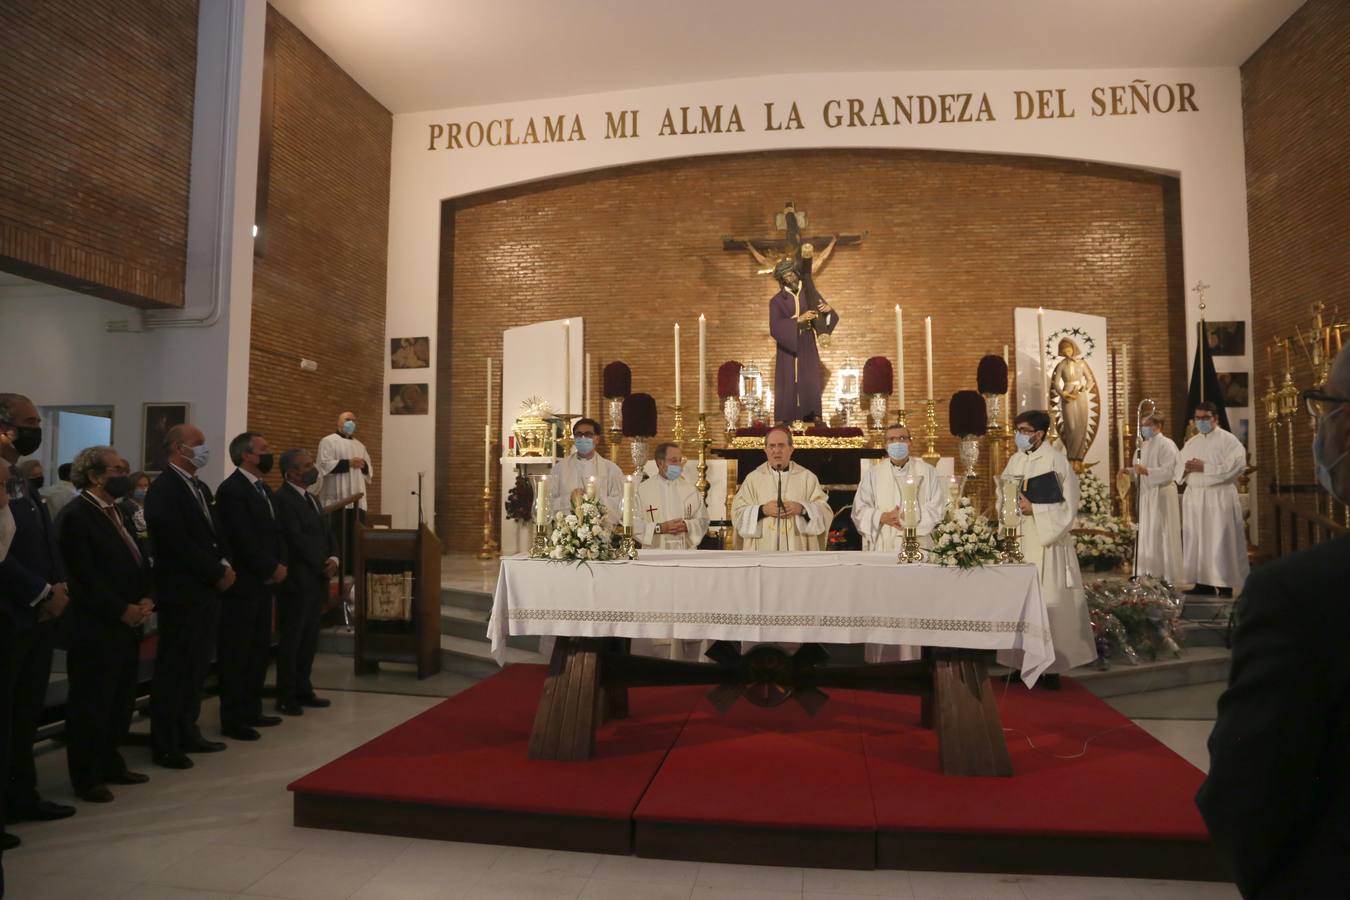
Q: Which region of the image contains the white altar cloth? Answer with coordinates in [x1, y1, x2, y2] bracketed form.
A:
[489, 551, 1054, 684]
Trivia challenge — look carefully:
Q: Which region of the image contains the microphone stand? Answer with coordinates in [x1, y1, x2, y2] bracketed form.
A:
[775, 468, 784, 552]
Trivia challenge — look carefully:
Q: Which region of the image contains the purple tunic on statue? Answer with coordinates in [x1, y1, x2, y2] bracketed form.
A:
[769, 286, 840, 422]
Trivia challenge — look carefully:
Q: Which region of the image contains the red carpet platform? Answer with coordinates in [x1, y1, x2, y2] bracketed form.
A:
[289, 665, 1225, 880]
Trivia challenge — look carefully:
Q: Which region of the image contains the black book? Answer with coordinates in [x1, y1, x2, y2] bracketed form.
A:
[1021, 471, 1065, 505]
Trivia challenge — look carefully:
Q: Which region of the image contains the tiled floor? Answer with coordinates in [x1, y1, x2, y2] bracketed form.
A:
[5, 667, 1235, 899]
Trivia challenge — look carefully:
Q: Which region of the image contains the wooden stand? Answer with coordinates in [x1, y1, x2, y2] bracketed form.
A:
[527, 639, 1012, 777]
[353, 523, 441, 679]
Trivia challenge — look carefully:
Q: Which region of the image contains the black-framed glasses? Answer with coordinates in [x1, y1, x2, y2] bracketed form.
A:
[1304, 389, 1350, 418]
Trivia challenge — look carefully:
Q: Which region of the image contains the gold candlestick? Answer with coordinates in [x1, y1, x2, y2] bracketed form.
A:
[671, 404, 685, 444]
[897, 527, 925, 564]
[1278, 368, 1300, 491]
[529, 522, 549, 558]
[617, 524, 638, 560]
[999, 526, 1024, 563]
[922, 399, 940, 466]
[476, 483, 500, 560]
[695, 413, 711, 505]
[895, 407, 908, 428]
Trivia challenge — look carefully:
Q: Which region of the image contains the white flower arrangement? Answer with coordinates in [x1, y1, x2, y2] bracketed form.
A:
[1073, 471, 1136, 571]
[1077, 470, 1112, 519]
[929, 496, 1002, 569]
[544, 494, 617, 564]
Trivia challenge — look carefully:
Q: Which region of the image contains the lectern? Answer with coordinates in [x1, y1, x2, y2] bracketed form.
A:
[353, 523, 441, 679]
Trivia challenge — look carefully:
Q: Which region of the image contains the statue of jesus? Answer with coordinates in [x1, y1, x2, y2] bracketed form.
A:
[768, 257, 840, 423]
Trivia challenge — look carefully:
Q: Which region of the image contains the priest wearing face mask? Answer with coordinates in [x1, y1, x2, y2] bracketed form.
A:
[1125, 411, 1183, 585]
[57, 446, 153, 804]
[144, 423, 234, 768]
[316, 411, 373, 574]
[1197, 349, 1350, 899]
[997, 410, 1095, 684]
[215, 432, 287, 742]
[637, 443, 708, 550]
[548, 418, 625, 527]
[1176, 401, 1249, 597]
[852, 424, 946, 552]
[0, 392, 74, 827]
[732, 426, 832, 551]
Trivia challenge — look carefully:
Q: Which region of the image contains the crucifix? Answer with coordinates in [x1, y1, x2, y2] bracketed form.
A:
[722, 201, 866, 276]
[645, 504, 659, 522]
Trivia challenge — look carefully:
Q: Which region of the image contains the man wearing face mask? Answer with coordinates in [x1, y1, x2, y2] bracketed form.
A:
[996, 410, 1095, 684]
[274, 449, 338, 715]
[1125, 412, 1184, 585]
[316, 411, 373, 576]
[57, 446, 153, 804]
[215, 432, 287, 741]
[548, 418, 625, 527]
[0, 393, 74, 826]
[636, 443, 708, 550]
[853, 423, 946, 553]
[1176, 401, 1249, 597]
[732, 425, 832, 551]
[1197, 348, 1350, 898]
[144, 423, 235, 768]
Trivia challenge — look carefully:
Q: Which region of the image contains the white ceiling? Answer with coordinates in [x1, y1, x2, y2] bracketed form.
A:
[269, 0, 1305, 114]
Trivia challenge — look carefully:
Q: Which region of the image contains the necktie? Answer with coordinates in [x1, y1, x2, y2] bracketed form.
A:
[190, 479, 214, 526]
[103, 504, 142, 565]
[255, 480, 275, 518]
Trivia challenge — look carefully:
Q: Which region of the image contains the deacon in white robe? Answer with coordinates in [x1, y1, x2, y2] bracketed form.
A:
[633, 443, 710, 661]
[997, 411, 1097, 679]
[732, 427, 832, 551]
[548, 418, 625, 527]
[1176, 403, 1250, 594]
[1128, 413, 1184, 585]
[316, 411, 374, 511]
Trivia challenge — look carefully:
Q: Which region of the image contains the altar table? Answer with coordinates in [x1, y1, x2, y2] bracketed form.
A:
[488, 551, 1053, 776]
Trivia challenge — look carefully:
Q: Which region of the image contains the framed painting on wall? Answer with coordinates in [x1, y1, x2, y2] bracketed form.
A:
[142, 403, 189, 473]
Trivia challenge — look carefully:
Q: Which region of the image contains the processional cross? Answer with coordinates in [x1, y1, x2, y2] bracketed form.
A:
[722, 201, 866, 275]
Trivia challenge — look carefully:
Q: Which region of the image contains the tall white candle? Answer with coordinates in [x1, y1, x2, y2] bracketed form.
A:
[1036, 308, 1047, 409]
[901, 475, 919, 528]
[586, 475, 596, 499]
[535, 475, 548, 525]
[622, 475, 634, 527]
[674, 323, 682, 407]
[584, 352, 592, 419]
[1121, 343, 1129, 418]
[698, 314, 707, 414]
[924, 316, 934, 401]
[895, 306, 905, 408]
[562, 320, 571, 415]
[483, 424, 491, 484]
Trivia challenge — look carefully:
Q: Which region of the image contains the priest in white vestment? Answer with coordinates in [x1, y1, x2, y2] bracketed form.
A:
[997, 410, 1096, 682]
[1176, 402, 1250, 595]
[634, 442, 710, 661]
[1128, 411, 1184, 585]
[548, 418, 625, 527]
[732, 426, 832, 551]
[316, 410, 374, 511]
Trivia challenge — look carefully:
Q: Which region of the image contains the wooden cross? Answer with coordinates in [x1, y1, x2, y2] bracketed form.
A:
[722, 201, 865, 273]
[645, 504, 659, 522]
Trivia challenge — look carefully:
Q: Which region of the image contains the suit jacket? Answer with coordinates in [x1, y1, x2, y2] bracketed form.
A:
[1196, 534, 1350, 898]
[0, 483, 66, 626]
[56, 493, 152, 639]
[215, 469, 287, 596]
[274, 482, 336, 598]
[144, 467, 230, 606]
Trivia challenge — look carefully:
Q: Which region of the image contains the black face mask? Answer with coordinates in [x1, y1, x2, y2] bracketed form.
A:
[104, 475, 134, 499]
[28, 477, 44, 496]
[256, 453, 274, 474]
[11, 426, 42, 457]
[300, 468, 319, 487]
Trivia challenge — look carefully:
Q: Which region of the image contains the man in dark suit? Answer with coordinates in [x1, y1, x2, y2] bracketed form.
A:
[0, 392, 75, 830]
[274, 449, 337, 715]
[144, 423, 234, 768]
[57, 447, 153, 803]
[214, 432, 286, 741]
[1197, 348, 1350, 897]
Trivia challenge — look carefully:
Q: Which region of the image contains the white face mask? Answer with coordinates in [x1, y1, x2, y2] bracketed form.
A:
[1313, 407, 1349, 503]
[1139, 425, 1154, 440]
[1014, 432, 1034, 452]
[1195, 419, 1214, 435]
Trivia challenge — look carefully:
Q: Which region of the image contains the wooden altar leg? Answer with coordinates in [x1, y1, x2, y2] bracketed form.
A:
[931, 650, 1013, 778]
[600, 638, 630, 723]
[528, 637, 603, 761]
[919, 647, 934, 729]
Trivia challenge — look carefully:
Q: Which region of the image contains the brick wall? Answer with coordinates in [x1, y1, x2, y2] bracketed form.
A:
[248, 7, 391, 503]
[1243, 0, 1350, 550]
[0, 0, 197, 308]
[437, 150, 1186, 551]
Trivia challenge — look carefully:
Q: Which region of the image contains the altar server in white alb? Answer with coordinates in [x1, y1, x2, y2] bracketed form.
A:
[852, 423, 946, 552]
[316, 411, 374, 511]
[732, 426, 832, 551]
[548, 418, 625, 526]
[637, 443, 708, 550]
[1176, 401, 1250, 596]
[998, 410, 1096, 682]
[1127, 410, 1184, 585]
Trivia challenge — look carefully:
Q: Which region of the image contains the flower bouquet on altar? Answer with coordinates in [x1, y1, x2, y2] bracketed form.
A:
[544, 494, 618, 564]
[930, 496, 1001, 569]
[1072, 470, 1138, 571]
